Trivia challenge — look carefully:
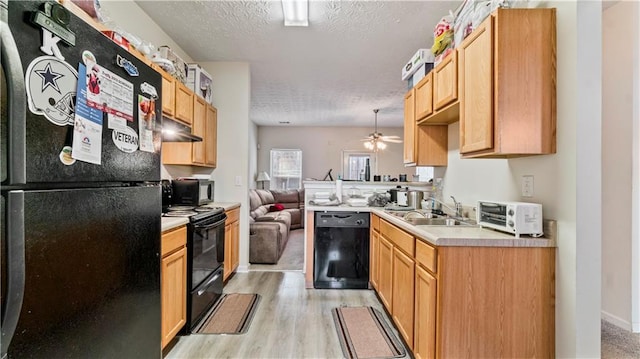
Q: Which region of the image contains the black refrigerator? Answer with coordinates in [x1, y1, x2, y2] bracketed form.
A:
[1, 1, 162, 357]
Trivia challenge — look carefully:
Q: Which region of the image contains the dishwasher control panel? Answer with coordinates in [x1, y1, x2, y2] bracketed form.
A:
[315, 212, 370, 228]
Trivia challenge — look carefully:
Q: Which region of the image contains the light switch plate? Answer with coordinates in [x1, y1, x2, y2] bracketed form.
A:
[522, 175, 534, 197]
[235, 176, 242, 186]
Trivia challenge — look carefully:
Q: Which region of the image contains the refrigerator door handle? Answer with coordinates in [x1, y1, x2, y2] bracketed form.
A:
[1, 191, 26, 357]
[0, 2, 27, 185]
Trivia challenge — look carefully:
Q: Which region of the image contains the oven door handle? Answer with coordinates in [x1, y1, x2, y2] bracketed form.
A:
[197, 271, 222, 296]
[193, 217, 226, 231]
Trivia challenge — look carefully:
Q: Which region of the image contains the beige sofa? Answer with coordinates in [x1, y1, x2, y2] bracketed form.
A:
[248, 189, 305, 263]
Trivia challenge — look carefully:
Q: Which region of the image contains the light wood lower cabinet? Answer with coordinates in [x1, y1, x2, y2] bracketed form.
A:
[392, 247, 415, 349]
[377, 235, 394, 311]
[224, 207, 240, 281]
[373, 216, 555, 358]
[369, 228, 379, 290]
[414, 265, 437, 359]
[161, 226, 187, 349]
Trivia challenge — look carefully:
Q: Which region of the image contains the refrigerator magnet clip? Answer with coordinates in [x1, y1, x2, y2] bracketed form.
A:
[140, 82, 158, 99]
[82, 51, 97, 66]
[59, 146, 76, 165]
[116, 55, 139, 77]
[31, 2, 76, 47]
[25, 56, 78, 126]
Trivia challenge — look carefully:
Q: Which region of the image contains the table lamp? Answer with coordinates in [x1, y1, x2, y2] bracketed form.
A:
[256, 172, 271, 189]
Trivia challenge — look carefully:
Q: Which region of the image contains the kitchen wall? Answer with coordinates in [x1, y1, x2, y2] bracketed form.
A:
[257, 126, 411, 185]
[602, 1, 639, 331]
[433, 1, 602, 356]
[199, 62, 251, 272]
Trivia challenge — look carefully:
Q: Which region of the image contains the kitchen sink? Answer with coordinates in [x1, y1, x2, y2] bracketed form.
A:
[404, 217, 474, 226]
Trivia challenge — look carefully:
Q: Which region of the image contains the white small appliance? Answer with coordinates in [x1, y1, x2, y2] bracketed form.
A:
[477, 200, 543, 238]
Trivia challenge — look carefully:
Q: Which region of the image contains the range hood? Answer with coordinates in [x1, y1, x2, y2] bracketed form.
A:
[161, 117, 202, 142]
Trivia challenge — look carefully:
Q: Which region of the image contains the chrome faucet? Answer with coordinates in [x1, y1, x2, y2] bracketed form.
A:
[450, 196, 463, 218]
[426, 196, 464, 218]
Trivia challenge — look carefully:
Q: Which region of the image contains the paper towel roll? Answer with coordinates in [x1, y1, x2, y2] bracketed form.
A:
[335, 179, 343, 203]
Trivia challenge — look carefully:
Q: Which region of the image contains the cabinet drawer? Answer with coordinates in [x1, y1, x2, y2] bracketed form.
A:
[380, 220, 415, 257]
[416, 240, 437, 273]
[371, 214, 380, 232]
[226, 208, 240, 223]
[162, 226, 187, 257]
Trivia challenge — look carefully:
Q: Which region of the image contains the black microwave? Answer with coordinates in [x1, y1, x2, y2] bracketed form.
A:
[172, 178, 214, 206]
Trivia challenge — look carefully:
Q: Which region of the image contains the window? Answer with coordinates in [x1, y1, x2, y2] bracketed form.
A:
[270, 149, 302, 190]
[342, 151, 373, 181]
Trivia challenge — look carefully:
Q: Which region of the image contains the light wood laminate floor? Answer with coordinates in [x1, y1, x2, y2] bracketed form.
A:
[165, 271, 409, 358]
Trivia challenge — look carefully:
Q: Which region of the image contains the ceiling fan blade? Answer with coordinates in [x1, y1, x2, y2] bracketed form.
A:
[381, 135, 401, 140]
[382, 138, 403, 143]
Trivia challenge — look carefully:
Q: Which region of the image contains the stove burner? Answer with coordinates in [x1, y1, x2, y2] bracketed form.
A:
[168, 205, 195, 211]
[163, 210, 197, 217]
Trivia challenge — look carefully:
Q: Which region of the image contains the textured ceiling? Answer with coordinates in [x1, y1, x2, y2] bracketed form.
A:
[135, 0, 461, 127]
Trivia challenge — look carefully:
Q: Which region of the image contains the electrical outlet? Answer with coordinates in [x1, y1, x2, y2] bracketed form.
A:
[235, 176, 242, 186]
[522, 175, 534, 197]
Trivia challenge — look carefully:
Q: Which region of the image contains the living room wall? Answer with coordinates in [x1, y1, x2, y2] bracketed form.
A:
[257, 126, 412, 185]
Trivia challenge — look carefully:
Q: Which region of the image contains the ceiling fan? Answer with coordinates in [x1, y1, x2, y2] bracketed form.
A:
[361, 109, 402, 151]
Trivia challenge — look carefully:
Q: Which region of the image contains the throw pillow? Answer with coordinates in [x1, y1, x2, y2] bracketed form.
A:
[269, 203, 285, 212]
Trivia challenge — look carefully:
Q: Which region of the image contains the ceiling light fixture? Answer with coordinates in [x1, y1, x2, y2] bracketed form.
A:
[361, 109, 401, 152]
[282, 0, 308, 27]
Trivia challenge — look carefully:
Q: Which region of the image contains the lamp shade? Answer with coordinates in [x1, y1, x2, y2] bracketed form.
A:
[256, 172, 271, 182]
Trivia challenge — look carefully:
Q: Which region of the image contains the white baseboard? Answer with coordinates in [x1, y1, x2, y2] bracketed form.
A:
[602, 310, 633, 331]
[237, 265, 249, 273]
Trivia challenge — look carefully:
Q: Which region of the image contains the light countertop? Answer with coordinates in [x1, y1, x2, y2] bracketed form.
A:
[306, 205, 556, 248]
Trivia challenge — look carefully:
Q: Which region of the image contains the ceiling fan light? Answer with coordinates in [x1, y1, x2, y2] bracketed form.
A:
[282, 0, 309, 26]
[377, 141, 387, 150]
[364, 141, 373, 150]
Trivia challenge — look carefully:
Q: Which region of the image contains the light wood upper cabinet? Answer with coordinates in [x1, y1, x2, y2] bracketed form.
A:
[403, 89, 416, 165]
[459, 9, 556, 158]
[433, 51, 458, 111]
[205, 105, 217, 167]
[174, 81, 194, 126]
[161, 226, 187, 349]
[191, 97, 207, 164]
[405, 85, 448, 167]
[414, 73, 433, 121]
[162, 103, 218, 168]
[160, 71, 175, 117]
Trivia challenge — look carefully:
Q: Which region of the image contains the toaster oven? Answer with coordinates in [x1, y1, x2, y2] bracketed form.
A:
[477, 201, 543, 237]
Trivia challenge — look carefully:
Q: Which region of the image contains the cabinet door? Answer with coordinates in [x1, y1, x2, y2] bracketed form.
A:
[191, 97, 207, 164]
[161, 71, 175, 117]
[370, 229, 379, 289]
[459, 16, 494, 154]
[415, 73, 433, 121]
[174, 82, 194, 126]
[231, 220, 240, 270]
[416, 125, 448, 167]
[433, 51, 458, 110]
[378, 236, 394, 311]
[161, 247, 187, 348]
[414, 265, 437, 359]
[223, 223, 232, 281]
[392, 247, 415, 349]
[403, 89, 416, 165]
[205, 105, 217, 167]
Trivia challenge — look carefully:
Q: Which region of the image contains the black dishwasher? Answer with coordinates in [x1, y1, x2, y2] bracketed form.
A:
[314, 212, 370, 289]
